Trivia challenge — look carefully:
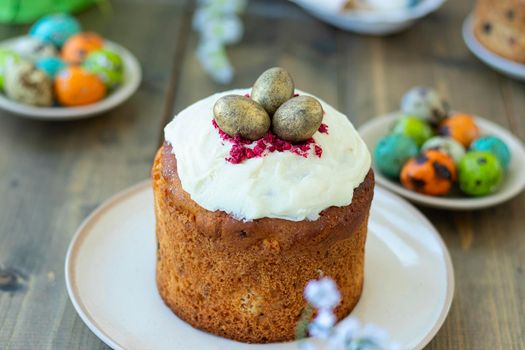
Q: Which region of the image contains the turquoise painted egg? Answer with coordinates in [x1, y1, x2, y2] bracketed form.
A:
[30, 13, 81, 48]
[374, 134, 419, 179]
[471, 136, 511, 171]
[35, 56, 67, 78]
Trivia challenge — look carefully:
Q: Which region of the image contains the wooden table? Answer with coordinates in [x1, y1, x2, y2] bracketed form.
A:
[1, 0, 523, 349]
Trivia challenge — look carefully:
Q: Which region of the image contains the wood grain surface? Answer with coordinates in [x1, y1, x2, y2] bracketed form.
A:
[1, 0, 524, 349]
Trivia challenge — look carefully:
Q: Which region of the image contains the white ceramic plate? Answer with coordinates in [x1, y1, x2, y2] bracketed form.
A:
[463, 14, 525, 81]
[0, 36, 142, 120]
[359, 113, 525, 210]
[290, 0, 446, 35]
[65, 181, 454, 350]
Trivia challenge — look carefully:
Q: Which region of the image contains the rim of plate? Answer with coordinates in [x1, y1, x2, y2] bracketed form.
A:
[291, 0, 446, 24]
[358, 113, 525, 210]
[65, 181, 150, 350]
[0, 36, 142, 120]
[463, 13, 525, 80]
[65, 181, 454, 350]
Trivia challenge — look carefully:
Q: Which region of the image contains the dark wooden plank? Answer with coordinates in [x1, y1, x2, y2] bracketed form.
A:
[170, 0, 340, 119]
[0, 0, 188, 348]
[339, 0, 511, 126]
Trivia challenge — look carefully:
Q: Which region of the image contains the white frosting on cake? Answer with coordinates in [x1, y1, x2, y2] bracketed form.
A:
[164, 89, 371, 222]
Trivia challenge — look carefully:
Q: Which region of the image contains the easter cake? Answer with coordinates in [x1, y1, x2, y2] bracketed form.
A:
[473, 0, 525, 63]
[152, 68, 373, 343]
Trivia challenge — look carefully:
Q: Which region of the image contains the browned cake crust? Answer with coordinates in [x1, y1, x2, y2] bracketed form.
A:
[152, 143, 374, 343]
[474, 0, 525, 63]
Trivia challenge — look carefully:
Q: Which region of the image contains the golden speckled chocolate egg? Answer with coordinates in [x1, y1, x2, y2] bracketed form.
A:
[251, 67, 294, 115]
[213, 95, 271, 140]
[272, 95, 323, 143]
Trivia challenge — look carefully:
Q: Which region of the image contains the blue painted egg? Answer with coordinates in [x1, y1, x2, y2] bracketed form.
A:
[374, 134, 419, 179]
[35, 57, 67, 78]
[470, 135, 511, 171]
[29, 14, 81, 48]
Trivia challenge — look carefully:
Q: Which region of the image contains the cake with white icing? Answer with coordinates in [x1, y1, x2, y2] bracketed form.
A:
[152, 68, 374, 343]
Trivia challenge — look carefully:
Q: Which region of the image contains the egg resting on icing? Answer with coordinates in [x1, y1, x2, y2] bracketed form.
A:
[164, 89, 371, 221]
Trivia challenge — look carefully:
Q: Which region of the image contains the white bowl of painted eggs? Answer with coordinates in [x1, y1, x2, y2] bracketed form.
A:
[0, 13, 141, 120]
[358, 86, 525, 210]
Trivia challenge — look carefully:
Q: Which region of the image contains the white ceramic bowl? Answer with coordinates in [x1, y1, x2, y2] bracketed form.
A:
[358, 112, 525, 210]
[463, 14, 525, 81]
[291, 0, 446, 35]
[0, 36, 142, 120]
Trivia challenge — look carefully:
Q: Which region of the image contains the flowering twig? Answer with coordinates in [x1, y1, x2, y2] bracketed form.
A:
[300, 277, 400, 350]
[296, 304, 314, 340]
[192, 0, 247, 84]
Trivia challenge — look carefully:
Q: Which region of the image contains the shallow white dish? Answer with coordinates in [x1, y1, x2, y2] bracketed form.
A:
[291, 0, 446, 35]
[0, 36, 142, 120]
[65, 181, 454, 350]
[359, 113, 525, 210]
[463, 14, 525, 81]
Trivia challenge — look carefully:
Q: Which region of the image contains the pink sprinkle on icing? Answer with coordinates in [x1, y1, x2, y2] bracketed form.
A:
[318, 123, 329, 134]
[314, 145, 323, 157]
[212, 119, 327, 164]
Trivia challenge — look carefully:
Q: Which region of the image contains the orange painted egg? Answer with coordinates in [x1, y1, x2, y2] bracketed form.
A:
[400, 149, 457, 196]
[54, 66, 106, 106]
[438, 113, 480, 147]
[61, 32, 104, 64]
